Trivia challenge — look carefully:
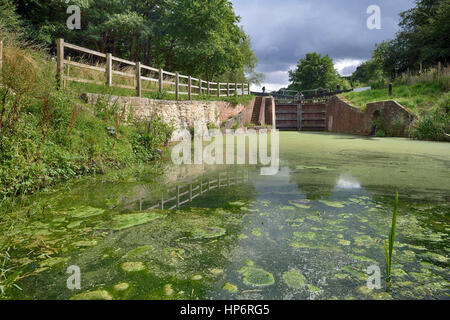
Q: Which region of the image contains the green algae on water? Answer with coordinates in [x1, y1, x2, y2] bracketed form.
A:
[251, 228, 262, 237]
[121, 261, 146, 272]
[114, 283, 130, 291]
[190, 226, 226, 240]
[111, 211, 164, 230]
[283, 270, 307, 289]
[239, 266, 275, 287]
[73, 240, 98, 247]
[70, 290, 113, 300]
[222, 282, 238, 293]
[123, 245, 154, 259]
[289, 199, 312, 209]
[319, 200, 347, 208]
[68, 206, 105, 218]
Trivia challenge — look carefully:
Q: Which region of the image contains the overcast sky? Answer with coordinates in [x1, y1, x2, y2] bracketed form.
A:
[231, 0, 415, 91]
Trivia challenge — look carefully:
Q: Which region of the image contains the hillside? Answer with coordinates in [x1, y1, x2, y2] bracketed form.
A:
[341, 75, 449, 141]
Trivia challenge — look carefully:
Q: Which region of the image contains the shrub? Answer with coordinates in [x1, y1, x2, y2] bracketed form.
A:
[131, 117, 174, 162]
[412, 92, 449, 141]
[376, 129, 386, 137]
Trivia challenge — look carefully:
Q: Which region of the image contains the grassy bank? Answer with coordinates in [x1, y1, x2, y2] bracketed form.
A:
[341, 82, 447, 113]
[68, 80, 254, 106]
[341, 73, 449, 141]
[0, 31, 175, 201]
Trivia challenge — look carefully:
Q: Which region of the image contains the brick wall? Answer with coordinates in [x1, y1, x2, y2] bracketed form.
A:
[326, 96, 370, 135]
[325, 96, 415, 137]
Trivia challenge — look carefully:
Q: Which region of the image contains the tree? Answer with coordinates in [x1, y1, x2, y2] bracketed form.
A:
[351, 59, 385, 87]
[373, 0, 449, 75]
[0, 0, 22, 31]
[288, 53, 343, 91]
[10, 0, 258, 82]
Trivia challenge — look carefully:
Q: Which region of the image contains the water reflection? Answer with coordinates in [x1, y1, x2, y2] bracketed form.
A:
[139, 169, 250, 211]
[336, 174, 362, 190]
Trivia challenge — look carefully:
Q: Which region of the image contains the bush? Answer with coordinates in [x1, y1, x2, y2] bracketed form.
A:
[131, 117, 174, 162]
[376, 129, 386, 137]
[412, 92, 449, 141]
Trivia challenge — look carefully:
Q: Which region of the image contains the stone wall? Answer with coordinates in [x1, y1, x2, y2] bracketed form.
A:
[326, 96, 415, 137]
[82, 93, 252, 140]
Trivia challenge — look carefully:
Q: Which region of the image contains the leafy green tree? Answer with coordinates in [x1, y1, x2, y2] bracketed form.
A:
[10, 0, 257, 82]
[373, 0, 449, 76]
[0, 0, 22, 31]
[288, 52, 343, 91]
[351, 59, 385, 87]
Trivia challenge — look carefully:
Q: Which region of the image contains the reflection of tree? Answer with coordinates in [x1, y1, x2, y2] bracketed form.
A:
[301, 185, 334, 201]
[288, 166, 338, 201]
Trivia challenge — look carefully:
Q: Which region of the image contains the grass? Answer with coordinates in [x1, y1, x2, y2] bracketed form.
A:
[342, 71, 449, 141]
[0, 29, 174, 200]
[384, 192, 399, 287]
[341, 81, 447, 114]
[66, 70, 254, 106]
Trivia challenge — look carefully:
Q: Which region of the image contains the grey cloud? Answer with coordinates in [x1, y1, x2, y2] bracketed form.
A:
[232, 0, 415, 89]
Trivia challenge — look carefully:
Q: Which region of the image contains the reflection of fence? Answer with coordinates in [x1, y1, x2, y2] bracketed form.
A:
[56, 39, 250, 100]
[140, 170, 249, 211]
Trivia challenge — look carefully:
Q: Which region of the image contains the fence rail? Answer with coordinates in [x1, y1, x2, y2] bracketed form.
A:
[137, 169, 249, 211]
[56, 39, 250, 99]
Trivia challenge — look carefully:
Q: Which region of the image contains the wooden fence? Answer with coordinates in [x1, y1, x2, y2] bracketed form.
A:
[56, 39, 250, 99]
[137, 169, 249, 211]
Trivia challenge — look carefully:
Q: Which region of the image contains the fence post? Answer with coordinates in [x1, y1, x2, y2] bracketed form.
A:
[388, 83, 393, 96]
[106, 53, 112, 87]
[235, 83, 237, 96]
[207, 81, 210, 95]
[188, 76, 192, 100]
[199, 79, 202, 95]
[56, 38, 64, 89]
[227, 82, 230, 96]
[176, 185, 181, 208]
[64, 56, 71, 89]
[0, 40, 3, 75]
[248, 83, 250, 95]
[136, 62, 142, 97]
[241, 83, 244, 96]
[159, 68, 163, 93]
[217, 83, 220, 98]
[175, 72, 179, 100]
